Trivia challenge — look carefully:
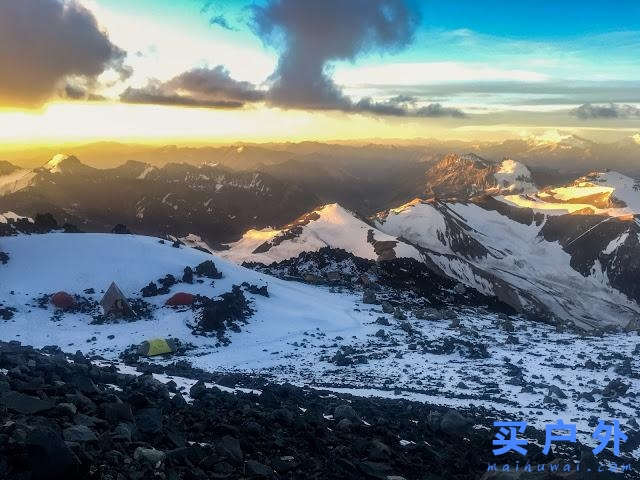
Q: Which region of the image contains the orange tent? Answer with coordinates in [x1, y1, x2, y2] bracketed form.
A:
[166, 292, 195, 306]
[51, 291, 75, 309]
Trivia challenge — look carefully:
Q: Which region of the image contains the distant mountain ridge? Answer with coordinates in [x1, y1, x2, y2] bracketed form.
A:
[0, 154, 319, 243]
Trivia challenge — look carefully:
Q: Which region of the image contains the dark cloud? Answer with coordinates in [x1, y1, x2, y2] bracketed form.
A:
[570, 103, 640, 119]
[352, 98, 465, 118]
[166, 66, 264, 102]
[120, 66, 264, 108]
[121, 84, 243, 109]
[62, 83, 106, 102]
[250, 0, 420, 114]
[0, 0, 130, 108]
[353, 97, 406, 116]
[387, 95, 418, 106]
[64, 84, 87, 100]
[415, 103, 466, 118]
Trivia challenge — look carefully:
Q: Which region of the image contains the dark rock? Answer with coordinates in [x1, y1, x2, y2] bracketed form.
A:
[103, 401, 134, 424]
[182, 266, 194, 284]
[0, 391, 54, 414]
[27, 426, 80, 480]
[547, 385, 568, 399]
[111, 224, 131, 234]
[358, 461, 392, 479]
[112, 423, 133, 442]
[439, 410, 472, 433]
[363, 289, 377, 304]
[135, 407, 163, 434]
[245, 460, 274, 478]
[217, 435, 243, 462]
[63, 425, 98, 443]
[134, 447, 165, 465]
[334, 404, 361, 423]
[195, 260, 222, 279]
[602, 378, 630, 398]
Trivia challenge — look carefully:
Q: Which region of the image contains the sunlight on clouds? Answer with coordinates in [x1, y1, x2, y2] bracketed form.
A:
[79, 0, 275, 96]
[334, 62, 549, 87]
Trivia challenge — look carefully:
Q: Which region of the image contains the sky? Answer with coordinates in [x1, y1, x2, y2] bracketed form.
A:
[1, 0, 640, 145]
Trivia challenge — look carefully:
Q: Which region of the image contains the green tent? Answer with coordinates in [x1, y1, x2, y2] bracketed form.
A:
[137, 338, 178, 357]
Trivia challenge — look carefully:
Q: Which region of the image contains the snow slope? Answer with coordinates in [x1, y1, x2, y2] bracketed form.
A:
[220, 203, 422, 264]
[1, 233, 639, 439]
[376, 199, 640, 329]
[42, 153, 71, 174]
[0, 233, 367, 371]
[0, 169, 36, 196]
[499, 171, 640, 217]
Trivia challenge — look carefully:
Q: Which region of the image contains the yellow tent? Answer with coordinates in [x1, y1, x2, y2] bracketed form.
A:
[137, 338, 177, 357]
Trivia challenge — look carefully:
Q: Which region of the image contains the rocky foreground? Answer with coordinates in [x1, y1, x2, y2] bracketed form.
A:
[1, 342, 638, 480]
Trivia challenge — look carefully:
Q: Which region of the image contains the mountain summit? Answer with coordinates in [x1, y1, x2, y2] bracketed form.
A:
[424, 153, 536, 199]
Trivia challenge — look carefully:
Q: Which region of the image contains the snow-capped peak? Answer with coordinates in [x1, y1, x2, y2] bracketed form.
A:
[43, 153, 71, 173]
[39, 154, 93, 176]
[493, 158, 537, 194]
[220, 203, 422, 264]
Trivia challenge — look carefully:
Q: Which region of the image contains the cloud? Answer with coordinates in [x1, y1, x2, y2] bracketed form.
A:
[62, 83, 106, 102]
[353, 97, 406, 116]
[416, 103, 466, 118]
[120, 66, 264, 108]
[166, 66, 264, 102]
[570, 103, 640, 119]
[250, 0, 421, 114]
[352, 98, 465, 118]
[348, 79, 640, 106]
[64, 84, 88, 100]
[0, 0, 130, 108]
[387, 95, 418, 106]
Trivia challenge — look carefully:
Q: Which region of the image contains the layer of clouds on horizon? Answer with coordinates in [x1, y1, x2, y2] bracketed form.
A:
[570, 103, 640, 119]
[0, 0, 131, 108]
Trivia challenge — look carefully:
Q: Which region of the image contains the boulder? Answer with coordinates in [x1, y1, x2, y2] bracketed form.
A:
[381, 301, 394, 314]
[27, 426, 80, 479]
[362, 290, 377, 304]
[0, 391, 54, 414]
[134, 447, 166, 465]
[63, 425, 98, 443]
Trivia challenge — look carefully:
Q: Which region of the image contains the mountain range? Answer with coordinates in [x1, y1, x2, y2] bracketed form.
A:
[221, 153, 640, 330]
[2, 146, 640, 473]
[1, 149, 639, 330]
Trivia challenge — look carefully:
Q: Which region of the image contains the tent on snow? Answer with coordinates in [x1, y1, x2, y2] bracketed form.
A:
[51, 291, 75, 310]
[100, 282, 135, 318]
[137, 338, 179, 357]
[166, 292, 195, 306]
